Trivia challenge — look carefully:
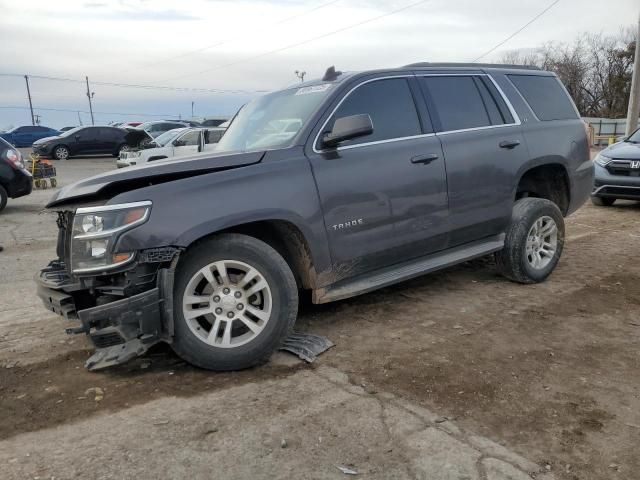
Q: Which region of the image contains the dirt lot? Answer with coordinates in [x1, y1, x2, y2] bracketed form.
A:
[0, 153, 639, 479]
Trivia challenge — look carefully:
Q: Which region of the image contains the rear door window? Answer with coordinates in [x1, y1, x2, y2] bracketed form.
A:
[421, 76, 492, 132]
[507, 74, 578, 120]
[325, 77, 422, 147]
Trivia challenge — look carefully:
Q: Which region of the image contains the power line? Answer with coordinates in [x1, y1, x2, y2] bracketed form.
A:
[471, 0, 561, 62]
[163, 0, 431, 82]
[145, 0, 341, 68]
[0, 105, 178, 117]
[0, 73, 267, 94]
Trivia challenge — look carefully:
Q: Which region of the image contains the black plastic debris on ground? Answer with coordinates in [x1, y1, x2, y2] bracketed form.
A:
[280, 332, 334, 363]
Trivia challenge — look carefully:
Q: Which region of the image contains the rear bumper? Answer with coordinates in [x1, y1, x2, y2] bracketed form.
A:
[36, 259, 176, 370]
[592, 163, 640, 200]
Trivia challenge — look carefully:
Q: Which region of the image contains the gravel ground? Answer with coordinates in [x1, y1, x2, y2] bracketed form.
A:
[0, 151, 638, 480]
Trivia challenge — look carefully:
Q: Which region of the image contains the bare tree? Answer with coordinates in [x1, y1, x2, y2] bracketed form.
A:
[499, 27, 637, 118]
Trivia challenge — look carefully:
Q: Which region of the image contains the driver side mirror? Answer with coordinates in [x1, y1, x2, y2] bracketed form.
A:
[75, 135, 81, 141]
[173, 139, 185, 147]
[321, 114, 373, 148]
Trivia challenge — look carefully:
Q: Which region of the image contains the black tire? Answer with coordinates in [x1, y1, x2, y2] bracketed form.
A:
[591, 196, 615, 207]
[0, 185, 7, 212]
[172, 233, 298, 371]
[114, 143, 129, 158]
[495, 198, 565, 284]
[52, 145, 70, 161]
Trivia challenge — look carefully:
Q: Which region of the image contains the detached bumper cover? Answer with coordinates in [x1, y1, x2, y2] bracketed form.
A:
[36, 260, 175, 370]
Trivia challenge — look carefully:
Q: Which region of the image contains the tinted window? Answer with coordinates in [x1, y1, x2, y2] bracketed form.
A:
[422, 76, 492, 131]
[327, 78, 421, 147]
[176, 130, 200, 146]
[508, 75, 578, 121]
[205, 130, 224, 143]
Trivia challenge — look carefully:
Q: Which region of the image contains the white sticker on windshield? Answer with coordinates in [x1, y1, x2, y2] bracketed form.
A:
[295, 84, 332, 95]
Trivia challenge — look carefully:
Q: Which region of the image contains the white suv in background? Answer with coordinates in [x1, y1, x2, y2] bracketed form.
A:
[117, 127, 226, 168]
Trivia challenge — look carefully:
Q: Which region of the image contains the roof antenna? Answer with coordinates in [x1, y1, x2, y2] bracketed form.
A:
[322, 66, 342, 82]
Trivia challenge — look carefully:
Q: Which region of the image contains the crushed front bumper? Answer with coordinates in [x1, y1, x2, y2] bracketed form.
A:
[36, 255, 177, 370]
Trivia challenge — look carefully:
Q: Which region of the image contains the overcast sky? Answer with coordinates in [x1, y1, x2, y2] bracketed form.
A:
[0, 0, 637, 128]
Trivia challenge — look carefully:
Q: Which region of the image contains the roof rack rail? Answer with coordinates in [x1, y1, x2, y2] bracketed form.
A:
[403, 62, 541, 71]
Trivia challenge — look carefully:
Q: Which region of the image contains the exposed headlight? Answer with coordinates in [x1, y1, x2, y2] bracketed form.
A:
[71, 201, 151, 273]
[594, 152, 612, 167]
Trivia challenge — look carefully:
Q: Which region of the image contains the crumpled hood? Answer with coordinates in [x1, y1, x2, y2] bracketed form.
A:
[603, 142, 640, 159]
[33, 135, 61, 145]
[47, 150, 265, 208]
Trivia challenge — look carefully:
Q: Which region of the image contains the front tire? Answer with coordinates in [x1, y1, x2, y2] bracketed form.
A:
[172, 233, 298, 371]
[591, 196, 615, 206]
[53, 145, 69, 161]
[496, 198, 565, 284]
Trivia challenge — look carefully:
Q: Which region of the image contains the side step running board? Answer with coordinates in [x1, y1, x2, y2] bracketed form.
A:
[313, 235, 504, 304]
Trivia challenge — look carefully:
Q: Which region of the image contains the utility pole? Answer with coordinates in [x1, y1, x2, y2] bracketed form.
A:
[77, 111, 83, 126]
[24, 75, 35, 126]
[625, 13, 640, 136]
[191, 101, 195, 117]
[85, 76, 95, 126]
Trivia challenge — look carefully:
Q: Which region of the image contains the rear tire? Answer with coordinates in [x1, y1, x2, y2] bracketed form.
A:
[0, 185, 7, 212]
[591, 196, 615, 206]
[172, 233, 298, 371]
[496, 198, 565, 284]
[114, 143, 129, 158]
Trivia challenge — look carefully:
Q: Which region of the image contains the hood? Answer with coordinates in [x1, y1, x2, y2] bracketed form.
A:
[602, 141, 640, 159]
[47, 150, 265, 208]
[124, 129, 154, 148]
[33, 135, 61, 145]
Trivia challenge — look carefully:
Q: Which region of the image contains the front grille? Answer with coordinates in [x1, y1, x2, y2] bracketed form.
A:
[56, 211, 73, 269]
[606, 159, 640, 177]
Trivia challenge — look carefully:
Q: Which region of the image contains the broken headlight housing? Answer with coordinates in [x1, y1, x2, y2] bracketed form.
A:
[71, 201, 152, 274]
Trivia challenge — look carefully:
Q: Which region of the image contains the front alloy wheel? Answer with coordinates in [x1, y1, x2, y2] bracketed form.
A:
[53, 146, 69, 160]
[172, 234, 298, 371]
[182, 260, 272, 348]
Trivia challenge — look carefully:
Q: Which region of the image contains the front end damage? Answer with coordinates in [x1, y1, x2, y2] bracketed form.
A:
[36, 210, 180, 370]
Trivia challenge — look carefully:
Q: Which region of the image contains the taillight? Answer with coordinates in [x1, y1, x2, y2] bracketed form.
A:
[5, 149, 24, 170]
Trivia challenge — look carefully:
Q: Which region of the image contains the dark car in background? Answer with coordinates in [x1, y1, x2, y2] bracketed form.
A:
[32, 126, 129, 160]
[0, 137, 32, 212]
[0, 125, 60, 147]
[592, 127, 640, 206]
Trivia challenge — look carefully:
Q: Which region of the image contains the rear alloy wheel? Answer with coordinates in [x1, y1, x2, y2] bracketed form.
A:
[496, 198, 565, 284]
[53, 145, 69, 160]
[591, 196, 615, 207]
[172, 234, 298, 370]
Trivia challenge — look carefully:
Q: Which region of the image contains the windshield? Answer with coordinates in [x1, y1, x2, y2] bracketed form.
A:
[154, 128, 187, 146]
[215, 84, 334, 152]
[60, 126, 84, 137]
[626, 128, 640, 143]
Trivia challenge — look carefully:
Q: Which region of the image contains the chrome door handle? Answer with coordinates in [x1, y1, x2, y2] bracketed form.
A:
[499, 140, 521, 149]
[411, 153, 439, 164]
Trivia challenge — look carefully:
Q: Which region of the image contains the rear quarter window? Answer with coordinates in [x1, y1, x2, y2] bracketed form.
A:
[508, 74, 578, 121]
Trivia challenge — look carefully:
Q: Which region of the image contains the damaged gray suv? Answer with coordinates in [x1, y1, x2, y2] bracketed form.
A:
[37, 63, 593, 371]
